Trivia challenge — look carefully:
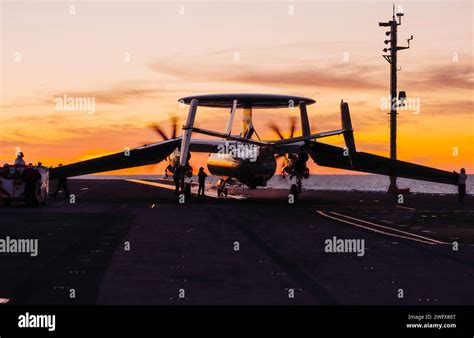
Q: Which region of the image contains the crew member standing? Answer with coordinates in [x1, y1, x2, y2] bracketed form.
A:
[457, 168, 468, 204]
[197, 167, 207, 197]
[15, 152, 25, 165]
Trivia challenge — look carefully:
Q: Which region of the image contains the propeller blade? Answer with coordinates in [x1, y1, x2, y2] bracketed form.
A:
[268, 122, 284, 140]
[150, 123, 169, 140]
[289, 116, 297, 138]
[171, 116, 178, 139]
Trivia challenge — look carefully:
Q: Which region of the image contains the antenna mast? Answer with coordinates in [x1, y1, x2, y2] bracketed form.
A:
[379, 4, 413, 193]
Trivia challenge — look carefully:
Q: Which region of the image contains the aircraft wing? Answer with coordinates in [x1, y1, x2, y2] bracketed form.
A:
[188, 139, 229, 153]
[50, 138, 231, 179]
[271, 142, 307, 154]
[50, 139, 181, 179]
[308, 141, 458, 185]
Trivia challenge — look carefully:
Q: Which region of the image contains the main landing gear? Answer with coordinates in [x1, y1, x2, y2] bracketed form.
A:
[216, 179, 228, 197]
[289, 177, 303, 201]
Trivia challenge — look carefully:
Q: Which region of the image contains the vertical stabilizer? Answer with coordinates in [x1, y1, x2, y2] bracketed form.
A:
[299, 101, 311, 137]
[340, 100, 356, 153]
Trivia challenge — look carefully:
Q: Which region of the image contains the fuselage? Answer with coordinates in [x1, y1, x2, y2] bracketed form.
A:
[207, 145, 276, 188]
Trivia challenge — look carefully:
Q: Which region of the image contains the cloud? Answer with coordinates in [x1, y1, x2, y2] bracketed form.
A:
[1, 84, 175, 113]
[149, 60, 382, 91]
[150, 55, 474, 96]
[406, 64, 473, 91]
[46, 87, 162, 106]
[0, 100, 46, 110]
[0, 140, 33, 148]
[421, 99, 473, 116]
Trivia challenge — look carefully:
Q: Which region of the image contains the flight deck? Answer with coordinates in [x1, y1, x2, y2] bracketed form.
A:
[1, 178, 472, 305]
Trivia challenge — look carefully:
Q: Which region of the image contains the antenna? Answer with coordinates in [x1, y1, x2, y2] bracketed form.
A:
[378, 4, 414, 194]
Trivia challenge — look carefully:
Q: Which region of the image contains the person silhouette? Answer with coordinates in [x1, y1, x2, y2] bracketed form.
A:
[197, 167, 208, 197]
[15, 152, 25, 165]
[457, 168, 467, 204]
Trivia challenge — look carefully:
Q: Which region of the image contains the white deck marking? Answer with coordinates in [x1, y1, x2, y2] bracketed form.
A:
[316, 210, 448, 245]
[125, 179, 246, 200]
[396, 205, 416, 211]
[330, 212, 447, 244]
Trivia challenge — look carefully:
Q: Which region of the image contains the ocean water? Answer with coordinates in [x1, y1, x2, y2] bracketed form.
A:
[74, 174, 472, 195]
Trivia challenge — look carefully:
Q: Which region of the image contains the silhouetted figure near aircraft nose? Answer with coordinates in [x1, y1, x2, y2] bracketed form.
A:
[198, 167, 207, 197]
[52, 164, 70, 200]
[457, 168, 467, 204]
[173, 166, 186, 195]
[15, 152, 25, 165]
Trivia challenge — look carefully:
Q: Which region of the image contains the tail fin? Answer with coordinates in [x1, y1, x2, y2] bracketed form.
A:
[299, 101, 311, 137]
[341, 100, 356, 153]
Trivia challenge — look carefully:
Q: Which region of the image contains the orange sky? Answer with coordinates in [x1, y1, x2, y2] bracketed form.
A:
[1, 1, 472, 175]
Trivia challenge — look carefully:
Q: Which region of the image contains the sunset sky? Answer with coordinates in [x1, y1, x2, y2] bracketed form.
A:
[1, 0, 472, 175]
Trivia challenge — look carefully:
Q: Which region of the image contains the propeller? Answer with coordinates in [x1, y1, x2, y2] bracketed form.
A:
[268, 116, 297, 140]
[268, 122, 285, 140]
[150, 116, 179, 141]
[289, 116, 296, 138]
[267, 117, 310, 179]
[268, 117, 298, 172]
[136, 116, 180, 174]
[148, 116, 199, 176]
